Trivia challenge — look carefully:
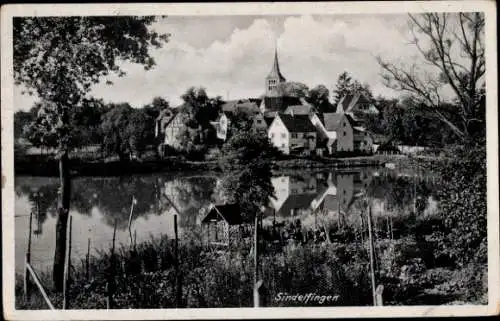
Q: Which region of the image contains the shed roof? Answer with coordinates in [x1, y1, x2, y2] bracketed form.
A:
[278, 114, 316, 133]
[201, 203, 243, 225]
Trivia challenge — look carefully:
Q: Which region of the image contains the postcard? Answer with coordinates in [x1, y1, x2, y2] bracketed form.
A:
[1, 1, 498, 320]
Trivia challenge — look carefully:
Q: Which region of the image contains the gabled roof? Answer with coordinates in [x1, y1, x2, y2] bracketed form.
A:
[266, 48, 286, 82]
[323, 113, 345, 131]
[155, 108, 177, 122]
[277, 114, 316, 133]
[323, 113, 359, 132]
[284, 104, 313, 115]
[337, 92, 374, 113]
[276, 193, 317, 217]
[201, 203, 242, 225]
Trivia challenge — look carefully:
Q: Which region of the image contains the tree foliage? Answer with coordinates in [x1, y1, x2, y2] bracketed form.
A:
[332, 71, 373, 105]
[308, 84, 334, 113]
[433, 141, 487, 266]
[14, 16, 169, 152]
[278, 82, 310, 99]
[176, 87, 222, 157]
[100, 103, 155, 160]
[377, 13, 485, 142]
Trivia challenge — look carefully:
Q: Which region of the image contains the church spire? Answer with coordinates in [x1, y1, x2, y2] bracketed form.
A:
[267, 45, 286, 82]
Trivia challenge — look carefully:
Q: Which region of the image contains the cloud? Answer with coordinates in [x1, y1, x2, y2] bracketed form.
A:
[14, 14, 417, 111]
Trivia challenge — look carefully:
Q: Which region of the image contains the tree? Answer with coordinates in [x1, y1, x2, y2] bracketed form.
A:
[307, 84, 336, 113]
[278, 82, 310, 99]
[377, 13, 485, 142]
[176, 87, 222, 157]
[101, 104, 155, 160]
[332, 72, 373, 106]
[13, 16, 169, 291]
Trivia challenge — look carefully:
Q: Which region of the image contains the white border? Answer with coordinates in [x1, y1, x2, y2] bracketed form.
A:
[1, 1, 498, 320]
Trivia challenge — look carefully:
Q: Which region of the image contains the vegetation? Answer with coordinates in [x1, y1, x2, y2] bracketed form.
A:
[14, 16, 170, 291]
[378, 13, 485, 142]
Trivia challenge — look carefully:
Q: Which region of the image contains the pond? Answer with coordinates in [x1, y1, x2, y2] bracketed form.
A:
[14, 166, 440, 275]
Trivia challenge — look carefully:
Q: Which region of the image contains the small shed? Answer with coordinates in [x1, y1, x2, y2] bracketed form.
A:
[201, 203, 244, 246]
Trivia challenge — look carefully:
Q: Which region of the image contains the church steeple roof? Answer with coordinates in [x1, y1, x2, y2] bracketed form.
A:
[267, 47, 286, 82]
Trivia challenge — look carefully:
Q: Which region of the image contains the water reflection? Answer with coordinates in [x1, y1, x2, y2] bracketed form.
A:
[15, 168, 439, 273]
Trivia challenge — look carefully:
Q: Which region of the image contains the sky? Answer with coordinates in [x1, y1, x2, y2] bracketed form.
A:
[14, 14, 422, 111]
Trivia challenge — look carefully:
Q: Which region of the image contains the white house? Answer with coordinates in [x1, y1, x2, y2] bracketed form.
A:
[268, 113, 317, 156]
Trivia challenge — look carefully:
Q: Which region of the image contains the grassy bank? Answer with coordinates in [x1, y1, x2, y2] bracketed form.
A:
[16, 209, 486, 309]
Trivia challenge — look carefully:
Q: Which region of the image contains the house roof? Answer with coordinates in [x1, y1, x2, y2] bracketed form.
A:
[276, 193, 318, 217]
[322, 113, 360, 132]
[155, 108, 177, 122]
[284, 104, 313, 115]
[337, 92, 374, 113]
[201, 203, 243, 225]
[277, 114, 316, 133]
[323, 113, 345, 131]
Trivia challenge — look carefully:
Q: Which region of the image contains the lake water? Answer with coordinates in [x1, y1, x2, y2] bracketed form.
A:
[14, 166, 439, 274]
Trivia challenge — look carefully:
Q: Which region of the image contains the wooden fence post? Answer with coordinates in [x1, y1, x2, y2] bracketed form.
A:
[63, 215, 72, 309]
[174, 214, 182, 308]
[24, 211, 33, 302]
[253, 212, 260, 307]
[367, 203, 377, 306]
[86, 232, 91, 280]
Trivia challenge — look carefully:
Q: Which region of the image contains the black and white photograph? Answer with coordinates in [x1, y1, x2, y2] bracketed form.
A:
[1, 1, 498, 319]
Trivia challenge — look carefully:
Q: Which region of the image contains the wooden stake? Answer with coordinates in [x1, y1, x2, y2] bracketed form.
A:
[367, 203, 377, 306]
[174, 214, 181, 308]
[86, 232, 91, 280]
[128, 196, 136, 247]
[253, 212, 260, 307]
[26, 263, 55, 310]
[63, 215, 72, 309]
[24, 211, 33, 301]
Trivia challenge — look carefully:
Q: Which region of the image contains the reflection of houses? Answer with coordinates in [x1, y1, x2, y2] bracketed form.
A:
[268, 114, 317, 155]
[200, 203, 251, 246]
[270, 175, 319, 219]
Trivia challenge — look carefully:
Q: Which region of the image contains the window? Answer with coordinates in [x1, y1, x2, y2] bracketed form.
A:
[281, 144, 285, 149]
[343, 122, 346, 127]
[291, 133, 298, 139]
[268, 79, 277, 91]
[281, 133, 286, 139]
[343, 132, 346, 136]
[271, 133, 274, 138]
[256, 119, 262, 124]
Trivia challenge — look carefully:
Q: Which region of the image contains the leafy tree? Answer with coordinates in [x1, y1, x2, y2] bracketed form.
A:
[218, 130, 279, 170]
[377, 13, 485, 142]
[332, 72, 373, 107]
[13, 16, 169, 290]
[176, 87, 222, 157]
[308, 84, 334, 113]
[278, 82, 310, 99]
[14, 108, 37, 140]
[101, 104, 155, 160]
[143, 96, 170, 120]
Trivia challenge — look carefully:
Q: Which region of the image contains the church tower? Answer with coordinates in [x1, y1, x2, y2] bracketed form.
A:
[262, 47, 287, 112]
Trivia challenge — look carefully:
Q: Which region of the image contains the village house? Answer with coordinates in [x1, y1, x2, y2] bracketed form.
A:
[155, 107, 185, 155]
[268, 113, 317, 156]
[322, 113, 373, 154]
[335, 92, 380, 116]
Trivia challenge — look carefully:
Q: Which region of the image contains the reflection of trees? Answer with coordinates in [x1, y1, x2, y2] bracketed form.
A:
[160, 176, 218, 228]
[218, 163, 275, 222]
[365, 173, 434, 214]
